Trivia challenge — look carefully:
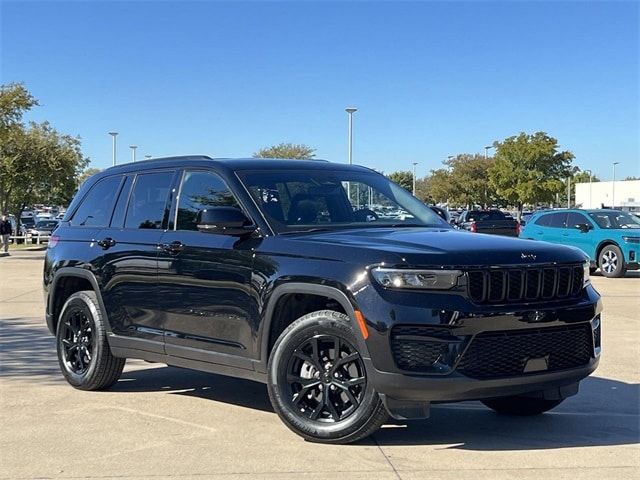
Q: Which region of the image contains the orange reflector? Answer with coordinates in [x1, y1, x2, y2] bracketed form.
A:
[354, 310, 369, 340]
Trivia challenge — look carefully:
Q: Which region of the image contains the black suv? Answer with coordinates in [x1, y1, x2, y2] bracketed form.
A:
[44, 156, 602, 443]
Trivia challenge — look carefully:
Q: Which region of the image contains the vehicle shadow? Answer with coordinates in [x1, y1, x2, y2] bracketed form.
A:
[3, 316, 638, 451]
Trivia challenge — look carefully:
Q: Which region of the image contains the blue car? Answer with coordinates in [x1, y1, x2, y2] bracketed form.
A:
[520, 209, 640, 278]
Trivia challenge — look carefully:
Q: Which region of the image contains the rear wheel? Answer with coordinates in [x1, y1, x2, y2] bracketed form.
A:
[267, 310, 387, 444]
[598, 244, 626, 278]
[56, 290, 125, 390]
[482, 396, 563, 416]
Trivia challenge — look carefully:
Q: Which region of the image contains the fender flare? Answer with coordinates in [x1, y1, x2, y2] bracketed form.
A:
[595, 239, 621, 263]
[256, 282, 369, 372]
[48, 267, 111, 334]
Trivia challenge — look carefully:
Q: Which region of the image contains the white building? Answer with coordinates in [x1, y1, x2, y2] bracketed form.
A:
[575, 180, 640, 210]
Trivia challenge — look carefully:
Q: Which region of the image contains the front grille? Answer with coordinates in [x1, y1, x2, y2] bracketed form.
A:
[457, 323, 593, 379]
[390, 326, 455, 372]
[467, 265, 584, 304]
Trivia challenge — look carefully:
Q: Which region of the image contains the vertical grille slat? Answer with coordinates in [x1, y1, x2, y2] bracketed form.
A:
[467, 264, 584, 305]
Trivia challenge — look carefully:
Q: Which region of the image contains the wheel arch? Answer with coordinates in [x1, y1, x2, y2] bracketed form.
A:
[48, 268, 110, 335]
[257, 283, 368, 372]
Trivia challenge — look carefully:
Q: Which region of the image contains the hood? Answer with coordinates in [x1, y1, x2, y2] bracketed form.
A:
[287, 227, 588, 267]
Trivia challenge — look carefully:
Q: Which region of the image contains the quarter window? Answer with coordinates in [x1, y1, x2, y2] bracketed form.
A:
[175, 171, 242, 231]
[70, 176, 122, 227]
[125, 171, 174, 229]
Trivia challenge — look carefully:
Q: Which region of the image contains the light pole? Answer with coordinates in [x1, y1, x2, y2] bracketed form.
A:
[584, 169, 593, 208]
[612, 162, 620, 209]
[412, 162, 418, 196]
[108, 132, 118, 166]
[484, 145, 493, 159]
[345, 107, 357, 204]
[345, 107, 357, 165]
[129, 145, 138, 162]
[567, 176, 571, 208]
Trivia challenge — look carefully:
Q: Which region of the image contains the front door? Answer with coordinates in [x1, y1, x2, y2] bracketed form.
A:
[157, 169, 259, 367]
[562, 211, 596, 259]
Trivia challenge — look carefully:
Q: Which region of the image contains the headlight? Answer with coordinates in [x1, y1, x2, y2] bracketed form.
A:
[371, 268, 462, 290]
[622, 236, 640, 244]
[583, 261, 590, 286]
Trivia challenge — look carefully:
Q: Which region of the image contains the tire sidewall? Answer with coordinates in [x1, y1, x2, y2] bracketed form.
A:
[599, 245, 625, 278]
[56, 292, 105, 387]
[267, 312, 380, 441]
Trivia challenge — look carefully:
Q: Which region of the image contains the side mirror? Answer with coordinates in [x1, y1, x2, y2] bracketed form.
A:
[576, 223, 592, 233]
[196, 207, 255, 235]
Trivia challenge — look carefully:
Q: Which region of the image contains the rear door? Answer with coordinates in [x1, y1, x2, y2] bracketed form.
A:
[98, 170, 178, 352]
[157, 169, 259, 367]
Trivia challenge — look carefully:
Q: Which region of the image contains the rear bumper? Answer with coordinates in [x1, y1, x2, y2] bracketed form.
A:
[365, 357, 598, 403]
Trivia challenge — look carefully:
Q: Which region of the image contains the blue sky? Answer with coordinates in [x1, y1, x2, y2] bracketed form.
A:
[2, 1, 638, 180]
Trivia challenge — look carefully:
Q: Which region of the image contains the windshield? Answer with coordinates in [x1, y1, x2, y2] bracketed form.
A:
[240, 169, 447, 233]
[588, 211, 640, 229]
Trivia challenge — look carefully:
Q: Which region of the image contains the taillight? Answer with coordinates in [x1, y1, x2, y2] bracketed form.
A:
[48, 235, 60, 248]
[470, 222, 477, 233]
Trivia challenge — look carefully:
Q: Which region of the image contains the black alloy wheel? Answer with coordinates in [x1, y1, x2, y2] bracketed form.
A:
[267, 310, 388, 444]
[56, 291, 125, 390]
[59, 309, 95, 375]
[286, 334, 366, 423]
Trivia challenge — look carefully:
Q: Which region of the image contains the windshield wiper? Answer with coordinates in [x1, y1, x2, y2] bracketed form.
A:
[279, 228, 332, 235]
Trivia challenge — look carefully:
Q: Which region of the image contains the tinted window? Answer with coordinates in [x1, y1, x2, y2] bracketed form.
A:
[70, 176, 122, 227]
[466, 210, 507, 221]
[110, 175, 133, 228]
[175, 171, 241, 231]
[566, 212, 590, 228]
[589, 211, 640, 229]
[548, 212, 568, 228]
[534, 214, 551, 226]
[125, 172, 174, 229]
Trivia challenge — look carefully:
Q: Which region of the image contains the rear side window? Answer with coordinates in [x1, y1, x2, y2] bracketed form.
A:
[109, 176, 133, 228]
[175, 170, 241, 231]
[548, 212, 568, 228]
[566, 212, 590, 228]
[70, 176, 122, 227]
[534, 214, 551, 226]
[125, 171, 174, 229]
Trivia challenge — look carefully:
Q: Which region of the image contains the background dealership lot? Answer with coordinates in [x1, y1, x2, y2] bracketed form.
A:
[0, 250, 637, 479]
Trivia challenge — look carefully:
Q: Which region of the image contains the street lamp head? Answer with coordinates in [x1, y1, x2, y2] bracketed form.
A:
[613, 162, 620, 166]
[108, 132, 118, 137]
[484, 145, 492, 150]
[129, 145, 137, 149]
[345, 107, 357, 114]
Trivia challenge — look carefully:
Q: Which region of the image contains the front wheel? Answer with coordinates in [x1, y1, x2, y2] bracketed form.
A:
[56, 290, 125, 390]
[599, 244, 626, 278]
[482, 396, 563, 416]
[267, 310, 388, 444]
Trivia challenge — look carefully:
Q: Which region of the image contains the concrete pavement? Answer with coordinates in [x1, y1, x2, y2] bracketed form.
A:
[1, 250, 638, 479]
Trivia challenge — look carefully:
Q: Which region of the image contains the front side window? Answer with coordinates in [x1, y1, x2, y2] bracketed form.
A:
[175, 171, 241, 231]
[589, 211, 640, 229]
[125, 171, 174, 229]
[70, 176, 122, 227]
[240, 169, 446, 233]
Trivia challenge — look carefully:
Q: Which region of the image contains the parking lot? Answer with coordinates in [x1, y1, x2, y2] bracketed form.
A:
[0, 250, 638, 480]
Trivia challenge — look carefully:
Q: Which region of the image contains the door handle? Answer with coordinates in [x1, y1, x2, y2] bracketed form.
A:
[97, 237, 116, 250]
[161, 241, 184, 254]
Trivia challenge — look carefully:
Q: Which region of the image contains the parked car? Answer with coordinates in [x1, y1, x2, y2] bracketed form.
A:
[44, 156, 601, 444]
[19, 215, 36, 235]
[28, 219, 59, 243]
[456, 209, 520, 236]
[520, 209, 640, 278]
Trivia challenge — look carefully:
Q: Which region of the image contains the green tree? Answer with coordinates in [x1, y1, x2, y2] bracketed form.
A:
[426, 169, 455, 205]
[77, 167, 102, 187]
[488, 132, 574, 218]
[387, 171, 413, 192]
[253, 143, 316, 159]
[0, 83, 89, 221]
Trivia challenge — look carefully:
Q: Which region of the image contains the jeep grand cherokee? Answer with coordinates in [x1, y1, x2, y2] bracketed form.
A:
[43, 156, 601, 443]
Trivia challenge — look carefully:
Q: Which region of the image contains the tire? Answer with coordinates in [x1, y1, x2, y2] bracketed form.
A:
[598, 244, 626, 278]
[56, 290, 125, 390]
[267, 310, 388, 444]
[482, 396, 563, 416]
